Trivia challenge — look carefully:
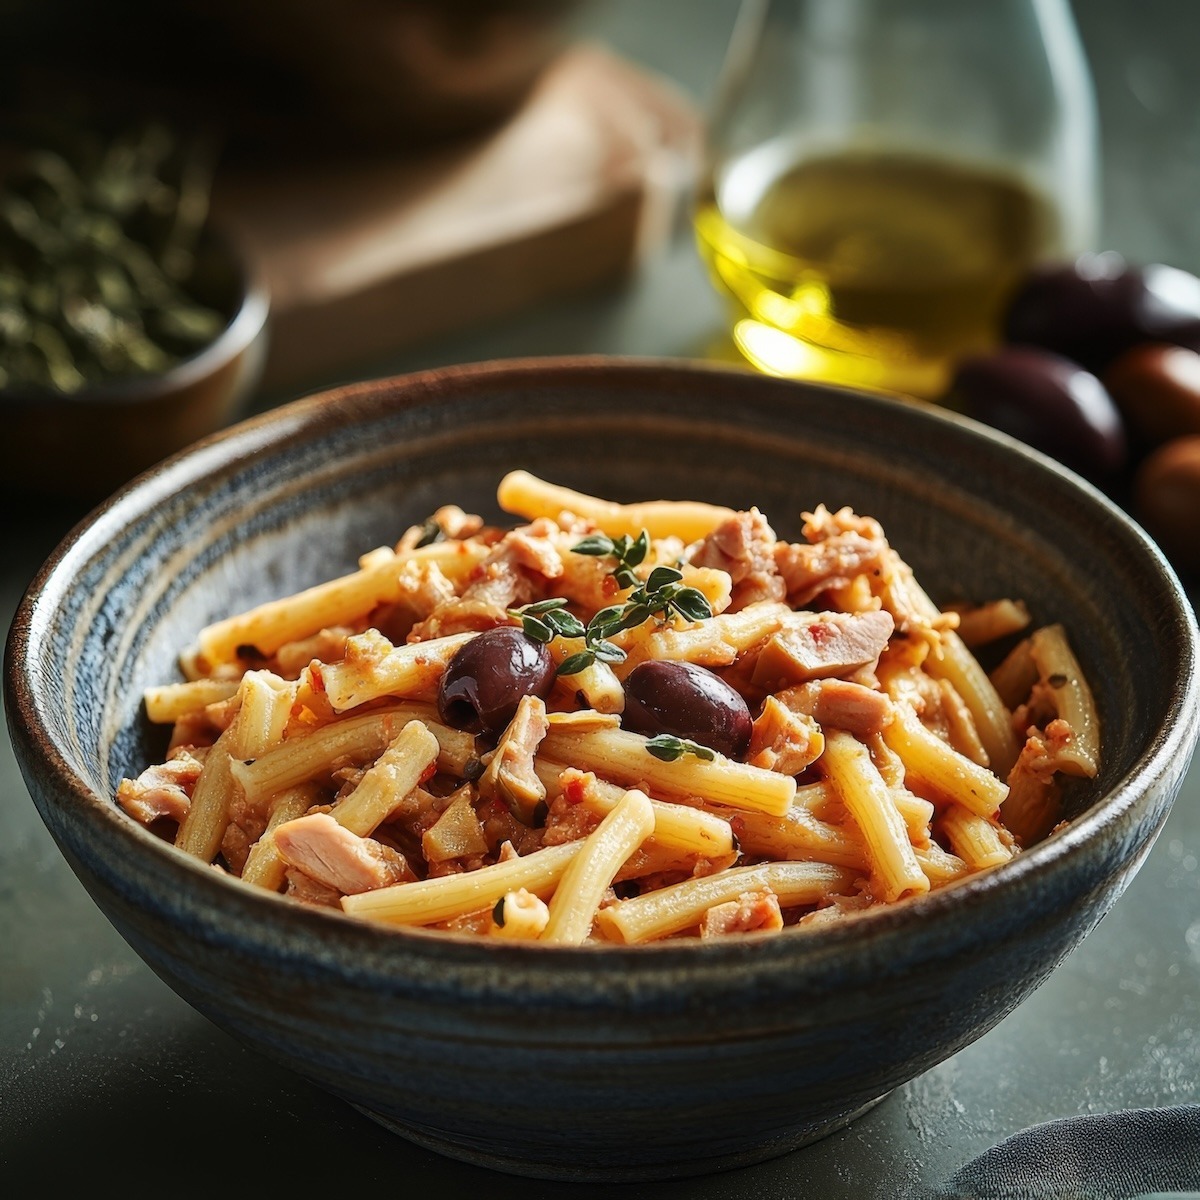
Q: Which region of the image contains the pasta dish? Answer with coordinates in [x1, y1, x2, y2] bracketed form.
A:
[116, 471, 1099, 943]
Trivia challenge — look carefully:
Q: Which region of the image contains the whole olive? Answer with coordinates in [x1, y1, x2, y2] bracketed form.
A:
[1003, 252, 1200, 373]
[1104, 343, 1200, 449]
[622, 660, 752, 759]
[1133, 435, 1200, 574]
[950, 347, 1128, 480]
[437, 626, 555, 735]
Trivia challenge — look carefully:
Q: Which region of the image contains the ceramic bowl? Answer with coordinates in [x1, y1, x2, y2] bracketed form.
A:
[6, 359, 1199, 1182]
[0, 228, 269, 499]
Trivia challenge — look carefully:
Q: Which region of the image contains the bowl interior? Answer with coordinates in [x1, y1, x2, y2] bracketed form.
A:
[20, 358, 1194, 854]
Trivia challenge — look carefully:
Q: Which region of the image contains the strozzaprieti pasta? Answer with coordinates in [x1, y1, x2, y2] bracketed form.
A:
[116, 473, 1101, 942]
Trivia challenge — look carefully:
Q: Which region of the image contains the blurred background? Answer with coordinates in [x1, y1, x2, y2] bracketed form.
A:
[4, 0, 1198, 574]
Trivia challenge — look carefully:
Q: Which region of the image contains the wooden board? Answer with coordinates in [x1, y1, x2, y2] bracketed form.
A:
[211, 44, 702, 389]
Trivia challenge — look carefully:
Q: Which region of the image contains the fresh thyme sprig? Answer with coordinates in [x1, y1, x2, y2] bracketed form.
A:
[413, 517, 446, 548]
[573, 530, 713, 631]
[506, 531, 715, 678]
[508, 597, 587, 643]
[508, 598, 625, 675]
[644, 734, 717, 763]
[571, 529, 650, 589]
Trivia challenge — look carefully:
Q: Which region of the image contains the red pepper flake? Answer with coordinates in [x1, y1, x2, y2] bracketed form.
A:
[562, 771, 593, 805]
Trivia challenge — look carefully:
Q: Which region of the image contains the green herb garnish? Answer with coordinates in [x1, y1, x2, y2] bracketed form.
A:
[574, 530, 714, 636]
[571, 529, 650, 589]
[644, 734, 717, 763]
[509, 598, 625, 675]
[506, 532, 715, 679]
[509, 597, 587, 644]
[414, 518, 446, 549]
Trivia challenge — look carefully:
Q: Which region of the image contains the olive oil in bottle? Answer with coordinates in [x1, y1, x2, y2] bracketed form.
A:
[695, 146, 1060, 397]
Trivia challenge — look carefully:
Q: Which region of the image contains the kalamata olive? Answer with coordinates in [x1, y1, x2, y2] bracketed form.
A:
[950, 347, 1128, 479]
[437, 626, 555, 735]
[1003, 252, 1200, 373]
[1104, 343, 1200, 448]
[1132, 435, 1200, 574]
[622, 660, 752, 759]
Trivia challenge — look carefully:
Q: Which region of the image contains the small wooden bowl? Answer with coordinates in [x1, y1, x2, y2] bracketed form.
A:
[0, 230, 269, 499]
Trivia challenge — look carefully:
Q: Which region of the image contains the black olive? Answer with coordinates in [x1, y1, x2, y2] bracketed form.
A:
[437, 627, 555, 735]
[950, 347, 1128, 480]
[622, 660, 752, 759]
[1003, 253, 1200, 373]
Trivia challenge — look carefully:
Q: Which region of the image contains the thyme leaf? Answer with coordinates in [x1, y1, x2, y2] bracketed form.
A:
[414, 517, 445, 548]
[644, 734, 718, 763]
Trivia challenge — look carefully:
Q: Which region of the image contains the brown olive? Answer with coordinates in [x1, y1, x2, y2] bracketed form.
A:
[1132, 436, 1200, 574]
[949, 347, 1127, 480]
[437, 626, 555, 735]
[1003, 253, 1200, 373]
[1104, 343, 1200, 449]
[622, 660, 752, 759]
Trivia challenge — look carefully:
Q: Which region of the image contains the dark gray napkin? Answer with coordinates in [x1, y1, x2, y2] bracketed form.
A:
[918, 1105, 1200, 1200]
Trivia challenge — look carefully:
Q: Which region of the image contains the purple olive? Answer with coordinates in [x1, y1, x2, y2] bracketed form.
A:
[437, 626, 555, 736]
[950, 347, 1128, 480]
[1004, 252, 1200, 373]
[622, 660, 752, 759]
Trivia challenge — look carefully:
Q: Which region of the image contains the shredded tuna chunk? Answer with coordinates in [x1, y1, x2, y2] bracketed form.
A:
[283, 868, 343, 908]
[689, 509, 785, 611]
[395, 505, 485, 551]
[116, 747, 207, 825]
[408, 524, 562, 641]
[502, 520, 565, 578]
[798, 891, 874, 928]
[367, 563, 458, 644]
[1012, 718, 1077, 780]
[396, 561, 457, 615]
[542, 791, 604, 845]
[803, 505, 886, 543]
[479, 695, 550, 824]
[422, 786, 489, 863]
[273, 625, 356, 678]
[701, 889, 784, 937]
[274, 812, 416, 895]
[1001, 720, 1076, 846]
[775, 506, 888, 608]
[774, 533, 887, 607]
[752, 610, 895, 688]
[779, 679, 895, 739]
[747, 696, 825, 775]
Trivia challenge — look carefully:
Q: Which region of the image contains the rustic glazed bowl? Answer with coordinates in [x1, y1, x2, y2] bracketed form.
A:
[6, 359, 1199, 1182]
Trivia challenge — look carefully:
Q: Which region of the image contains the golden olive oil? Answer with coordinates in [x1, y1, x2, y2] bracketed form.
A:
[694, 147, 1059, 397]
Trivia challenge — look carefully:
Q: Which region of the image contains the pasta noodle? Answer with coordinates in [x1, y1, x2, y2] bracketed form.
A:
[116, 472, 1101, 943]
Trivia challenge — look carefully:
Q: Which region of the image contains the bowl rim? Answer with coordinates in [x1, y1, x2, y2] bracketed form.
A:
[6, 355, 1200, 973]
[0, 223, 270, 408]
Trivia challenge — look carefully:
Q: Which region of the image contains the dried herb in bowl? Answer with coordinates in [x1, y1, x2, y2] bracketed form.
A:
[0, 121, 226, 393]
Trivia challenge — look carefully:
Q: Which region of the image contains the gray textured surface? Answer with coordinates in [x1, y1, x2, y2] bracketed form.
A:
[4, 1, 1200, 1195]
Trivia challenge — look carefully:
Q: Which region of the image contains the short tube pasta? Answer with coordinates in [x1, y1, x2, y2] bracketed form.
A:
[117, 471, 1099, 943]
[541, 789, 655, 944]
[341, 842, 583, 926]
[540, 726, 796, 817]
[595, 862, 859, 944]
[821, 730, 929, 902]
